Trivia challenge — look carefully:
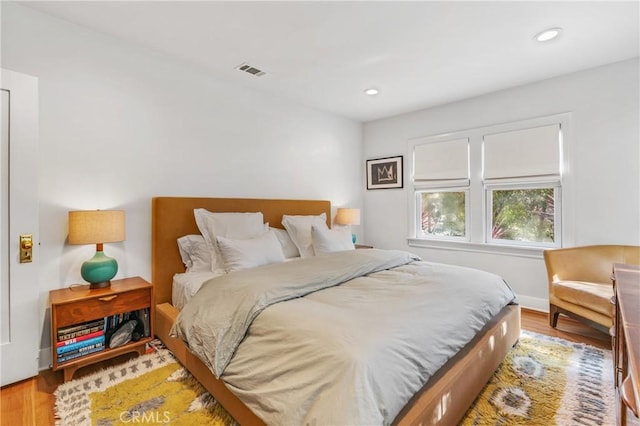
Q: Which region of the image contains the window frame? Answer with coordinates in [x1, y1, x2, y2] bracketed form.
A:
[408, 113, 571, 257]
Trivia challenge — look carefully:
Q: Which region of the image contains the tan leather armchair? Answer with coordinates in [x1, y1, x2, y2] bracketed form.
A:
[544, 245, 640, 333]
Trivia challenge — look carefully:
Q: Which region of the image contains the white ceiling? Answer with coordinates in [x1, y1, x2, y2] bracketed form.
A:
[23, 1, 640, 122]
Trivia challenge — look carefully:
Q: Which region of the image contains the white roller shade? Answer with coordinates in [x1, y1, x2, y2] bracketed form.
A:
[483, 124, 560, 180]
[414, 138, 469, 183]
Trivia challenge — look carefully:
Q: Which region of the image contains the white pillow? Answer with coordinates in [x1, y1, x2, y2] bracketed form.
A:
[216, 230, 285, 273]
[177, 234, 211, 272]
[281, 213, 328, 258]
[194, 209, 266, 273]
[311, 225, 355, 254]
[270, 227, 300, 259]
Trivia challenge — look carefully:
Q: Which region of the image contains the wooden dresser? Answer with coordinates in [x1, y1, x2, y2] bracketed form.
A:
[612, 263, 640, 425]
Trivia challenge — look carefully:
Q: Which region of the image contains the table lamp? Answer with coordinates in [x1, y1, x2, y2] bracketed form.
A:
[68, 210, 125, 289]
[335, 208, 361, 243]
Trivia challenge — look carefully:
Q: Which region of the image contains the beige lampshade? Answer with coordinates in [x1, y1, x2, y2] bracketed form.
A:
[335, 208, 361, 226]
[68, 210, 126, 245]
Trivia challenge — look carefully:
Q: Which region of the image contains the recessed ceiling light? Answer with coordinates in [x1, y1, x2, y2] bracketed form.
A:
[364, 88, 379, 96]
[534, 27, 563, 42]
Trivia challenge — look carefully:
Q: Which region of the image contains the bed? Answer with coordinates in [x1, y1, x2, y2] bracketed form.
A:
[151, 196, 521, 425]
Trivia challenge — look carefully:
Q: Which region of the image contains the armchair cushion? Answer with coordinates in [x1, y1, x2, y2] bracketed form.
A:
[553, 280, 614, 317]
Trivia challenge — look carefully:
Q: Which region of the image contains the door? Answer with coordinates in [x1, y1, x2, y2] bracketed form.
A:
[1, 69, 39, 386]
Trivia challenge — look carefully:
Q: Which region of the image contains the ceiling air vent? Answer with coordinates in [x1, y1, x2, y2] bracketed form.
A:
[235, 63, 266, 77]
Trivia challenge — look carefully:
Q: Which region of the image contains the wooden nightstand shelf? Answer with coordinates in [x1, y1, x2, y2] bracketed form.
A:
[50, 276, 154, 382]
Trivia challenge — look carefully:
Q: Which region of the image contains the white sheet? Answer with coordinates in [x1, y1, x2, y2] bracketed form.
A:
[172, 271, 220, 310]
[172, 258, 302, 310]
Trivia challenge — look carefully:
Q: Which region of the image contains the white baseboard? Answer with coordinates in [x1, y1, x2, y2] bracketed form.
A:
[517, 295, 549, 313]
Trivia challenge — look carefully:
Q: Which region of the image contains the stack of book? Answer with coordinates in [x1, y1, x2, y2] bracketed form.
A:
[56, 318, 106, 363]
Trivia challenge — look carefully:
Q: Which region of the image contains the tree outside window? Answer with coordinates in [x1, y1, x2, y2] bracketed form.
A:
[420, 191, 466, 237]
[490, 188, 555, 243]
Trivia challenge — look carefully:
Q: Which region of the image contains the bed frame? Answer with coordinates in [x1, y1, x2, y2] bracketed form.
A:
[151, 196, 521, 425]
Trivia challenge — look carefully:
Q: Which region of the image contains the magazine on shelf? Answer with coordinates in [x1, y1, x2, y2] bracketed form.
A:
[57, 318, 105, 336]
[55, 329, 105, 347]
[58, 324, 105, 342]
[57, 344, 105, 363]
[56, 342, 104, 360]
[56, 335, 106, 355]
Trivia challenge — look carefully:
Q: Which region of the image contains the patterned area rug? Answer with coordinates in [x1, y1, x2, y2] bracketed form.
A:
[54, 332, 614, 425]
[54, 346, 235, 426]
[461, 331, 614, 426]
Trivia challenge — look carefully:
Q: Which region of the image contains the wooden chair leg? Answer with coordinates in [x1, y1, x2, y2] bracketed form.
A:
[549, 304, 560, 328]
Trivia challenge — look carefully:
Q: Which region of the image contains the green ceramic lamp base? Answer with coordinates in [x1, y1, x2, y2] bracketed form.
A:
[81, 250, 118, 289]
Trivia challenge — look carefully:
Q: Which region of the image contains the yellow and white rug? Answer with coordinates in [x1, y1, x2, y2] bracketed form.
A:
[54, 349, 234, 426]
[461, 331, 614, 426]
[54, 332, 614, 425]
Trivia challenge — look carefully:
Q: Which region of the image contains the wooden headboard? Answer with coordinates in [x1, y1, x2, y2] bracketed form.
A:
[151, 197, 331, 305]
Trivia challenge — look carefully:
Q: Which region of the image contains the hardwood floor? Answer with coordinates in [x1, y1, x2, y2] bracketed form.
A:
[520, 307, 610, 349]
[0, 308, 612, 425]
[0, 351, 140, 426]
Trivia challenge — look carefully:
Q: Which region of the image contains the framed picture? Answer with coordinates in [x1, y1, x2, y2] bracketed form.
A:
[366, 156, 403, 190]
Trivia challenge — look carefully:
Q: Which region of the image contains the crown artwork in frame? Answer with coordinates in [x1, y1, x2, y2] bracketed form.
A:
[366, 155, 403, 190]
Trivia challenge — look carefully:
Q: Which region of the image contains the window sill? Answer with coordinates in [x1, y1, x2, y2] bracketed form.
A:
[407, 238, 545, 259]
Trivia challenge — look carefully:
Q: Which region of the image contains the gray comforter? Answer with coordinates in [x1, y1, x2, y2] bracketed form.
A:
[171, 249, 517, 425]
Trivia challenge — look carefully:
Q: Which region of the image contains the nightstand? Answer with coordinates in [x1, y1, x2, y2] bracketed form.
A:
[355, 244, 373, 249]
[50, 276, 154, 382]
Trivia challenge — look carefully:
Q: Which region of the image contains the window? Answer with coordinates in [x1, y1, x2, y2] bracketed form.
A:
[413, 137, 469, 240]
[409, 114, 568, 253]
[418, 190, 467, 239]
[486, 185, 560, 247]
[482, 124, 562, 247]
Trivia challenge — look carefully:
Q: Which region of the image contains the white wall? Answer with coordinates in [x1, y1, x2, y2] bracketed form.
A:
[2, 3, 363, 366]
[364, 58, 640, 311]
